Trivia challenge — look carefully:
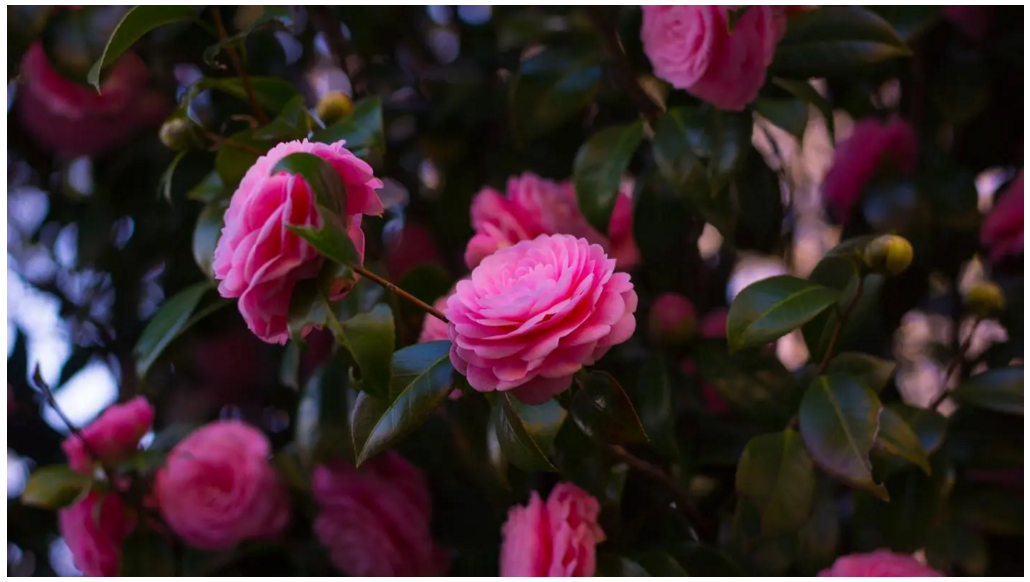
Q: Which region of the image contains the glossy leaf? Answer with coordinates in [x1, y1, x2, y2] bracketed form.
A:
[271, 151, 347, 215]
[313, 97, 385, 161]
[755, 97, 808, 143]
[183, 76, 301, 116]
[508, 48, 602, 143]
[251, 95, 314, 141]
[736, 429, 816, 536]
[629, 355, 677, 456]
[159, 151, 187, 203]
[574, 121, 645, 233]
[951, 366, 1023, 415]
[726, 275, 839, 353]
[876, 406, 930, 474]
[773, 78, 835, 140]
[693, 340, 798, 429]
[771, 6, 912, 78]
[135, 282, 212, 377]
[571, 371, 648, 445]
[214, 130, 273, 188]
[21, 465, 92, 509]
[826, 352, 896, 393]
[202, 6, 292, 67]
[120, 530, 176, 576]
[799, 374, 887, 500]
[635, 552, 688, 577]
[87, 6, 197, 89]
[295, 361, 353, 466]
[192, 201, 227, 279]
[351, 341, 454, 465]
[336, 304, 394, 400]
[493, 393, 567, 472]
[887, 403, 947, 454]
[187, 171, 226, 203]
[596, 554, 651, 577]
[288, 206, 361, 269]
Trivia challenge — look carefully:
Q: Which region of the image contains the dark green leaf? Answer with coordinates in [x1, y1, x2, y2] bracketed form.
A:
[571, 371, 648, 445]
[296, 361, 353, 466]
[951, 366, 1023, 415]
[187, 171, 226, 203]
[887, 403, 947, 454]
[795, 480, 840, 575]
[596, 554, 651, 577]
[335, 304, 394, 400]
[271, 151, 347, 215]
[876, 406, 930, 474]
[202, 6, 291, 67]
[771, 6, 912, 78]
[574, 121, 645, 232]
[736, 429, 816, 536]
[214, 130, 272, 188]
[135, 282, 212, 377]
[925, 521, 989, 576]
[312, 97, 385, 161]
[693, 340, 798, 429]
[799, 374, 887, 500]
[271, 447, 310, 492]
[951, 483, 1023, 536]
[727, 275, 839, 352]
[159, 151, 187, 203]
[351, 341, 453, 465]
[192, 202, 227, 279]
[21, 466, 92, 509]
[826, 352, 896, 392]
[120, 530, 176, 576]
[115, 449, 167, 475]
[493, 393, 567, 472]
[755, 97, 808, 143]
[772, 78, 835, 141]
[634, 552, 688, 577]
[87, 6, 197, 89]
[287, 278, 325, 345]
[184, 76, 301, 116]
[727, 6, 751, 31]
[508, 48, 602, 143]
[289, 208, 361, 271]
[676, 545, 744, 576]
[486, 410, 510, 488]
[251, 95, 314, 141]
[629, 355, 677, 456]
[707, 110, 752, 194]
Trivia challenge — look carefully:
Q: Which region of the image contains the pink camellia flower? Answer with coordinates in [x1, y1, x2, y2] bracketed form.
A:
[385, 220, 444, 281]
[58, 492, 137, 577]
[649, 292, 698, 346]
[16, 42, 169, 157]
[981, 171, 1024, 264]
[213, 139, 385, 344]
[819, 550, 944, 577]
[312, 453, 447, 577]
[607, 182, 641, 270]
[420, 294, 452, 344]
[500, 482, 605, 577]
[156, 421, 290, 550]
[944, 6, 994, 40]
[447, 234, 638, 404]
[823, 117, 919, 223]
[641, 6, 786, 111]
[61, 396, 154, 474]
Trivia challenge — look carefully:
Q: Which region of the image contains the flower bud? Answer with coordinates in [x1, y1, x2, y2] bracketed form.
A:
[964, 281, 1005, 318]
[159, 117, 205, 152]
[863, 234, 913, 275]
[316, 92, 354, 126]
[649, 293, 698, 347]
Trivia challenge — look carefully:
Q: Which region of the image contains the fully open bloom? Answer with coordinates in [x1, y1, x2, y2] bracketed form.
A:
[61, 396, 154, 474]
[500, 483, 605, 577]
[213, 139, 384, 344]
[59, 492, 137, 577]
[313, 453, 447, 577]
[447, 234, 638, 404]
[16, 42, 169, 157]
[156, 421, 290, 550]
[420, 294, 453, 344]
[641, 6, 786, 111]
[820, 550, 944, 577]
[981, 170, 1024, 265]
[823, 117, 919, 223]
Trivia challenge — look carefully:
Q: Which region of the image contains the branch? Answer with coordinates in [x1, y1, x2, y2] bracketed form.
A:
[309, 6, 362, 98]
[584, 7, 663, 121]
[212, 8, 268, 125]
[605, 444, 705, 537]
[814, 275, 865, 376]
[352, 265, 448, 323]
[930, 317, 983, 411]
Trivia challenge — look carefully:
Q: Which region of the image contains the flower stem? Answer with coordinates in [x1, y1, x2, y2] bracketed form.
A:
[605, 444, 705, 538]
[212, 8, 268, 125]
[815, 275, 866, 376]
[352, 265, 448, 323]
[930, 317, 983, 411]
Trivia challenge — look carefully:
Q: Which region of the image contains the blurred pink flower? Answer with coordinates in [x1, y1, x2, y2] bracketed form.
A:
[649, 292, 698, 346]
[607, 182, 641, 270]
[500, 482, 605, 577]
[820, 550, 943, 577]
[61, 396, 154, 474]
[981, 171, 1024, 264]
[681, 308, 732, 416]
[59, 492, 136, 577]
[385, 220, 444, 281]
[944, 6, 994, 40]
[213, 139, 384, 344]
[313, 453, 447, 576]
[447, 234, 638, 404]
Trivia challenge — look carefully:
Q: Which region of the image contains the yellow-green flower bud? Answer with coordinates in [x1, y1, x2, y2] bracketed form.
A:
[159, 117, 205, 152]
[316, 92, 354, 126]
[964, 281, 1006, 318]
[864, 235, 913, 275]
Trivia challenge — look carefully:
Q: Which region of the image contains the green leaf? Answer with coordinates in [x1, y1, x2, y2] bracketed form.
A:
[727, 6, 751, 31]
[159, 151, 187, 203]
[214, 130, 272, 188]
[120, 530, 177, 576]
[571, 371, 648, 445]
[707, 110, 752, 195]
[772, 78, 835, 141]
[727, 275, 839, 353]
[795, 480, 840, 575]
[192, 202, 227, 279]
[799, 374, 887, 500]
[335, 305, 394, 400]
[629, 355, 677, 456]
[736, 429, 816, 536]
[574, 121, 645, 232]
[771, 6, 912, 78]
[87, 6, 197, 89]
[876, 406, 930, 474]
[312, 97, 385, 161]
[852, 453, 951, 551]
[135, 282, 212, 377]
[251, 95, 314, 141]
[351, 341, 453, 465]
[296, 361, 353, 466]
[755, 97, 808, 143]
[202, 6, 291, 67]
[826, 352, 896, 393]
[21, 465, 92, 509]
[596, 554, 651, 577]
[115, 449, 167, 475]
[951, 366, 1023, 415]
[288, 208, 361, 271]
[508, 48, 602, 143]
[634, 552, 688, 577]
[693, 340, 798, 429]
[887, 403, 947, 454]
[271, 151, 347, 215]
[493, 393, 566, 472]
[187, 171, 226, 203]
[184, 76, 301, 116]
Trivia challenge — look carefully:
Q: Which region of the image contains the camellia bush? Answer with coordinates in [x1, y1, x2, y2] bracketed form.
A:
[8, 5, 1024, 577]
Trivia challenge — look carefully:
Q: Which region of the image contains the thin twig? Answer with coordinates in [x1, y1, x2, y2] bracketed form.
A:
[605, 444, 705, 535]
[930, 317, 983, 411]
[584, 7, 663, 121]
[201, 127, 266, 156]
[814, 275, 865, 376]
[212, 8, 268, 125]
[353, 265, 448, 323]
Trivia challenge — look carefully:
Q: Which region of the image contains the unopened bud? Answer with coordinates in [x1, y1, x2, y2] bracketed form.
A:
[964, 281, 1005, 318]
[649, 293, 698, 347]
[159, 117, 205, 152]
[316, 92, 354, 126]
[864, 235, 913, 275]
